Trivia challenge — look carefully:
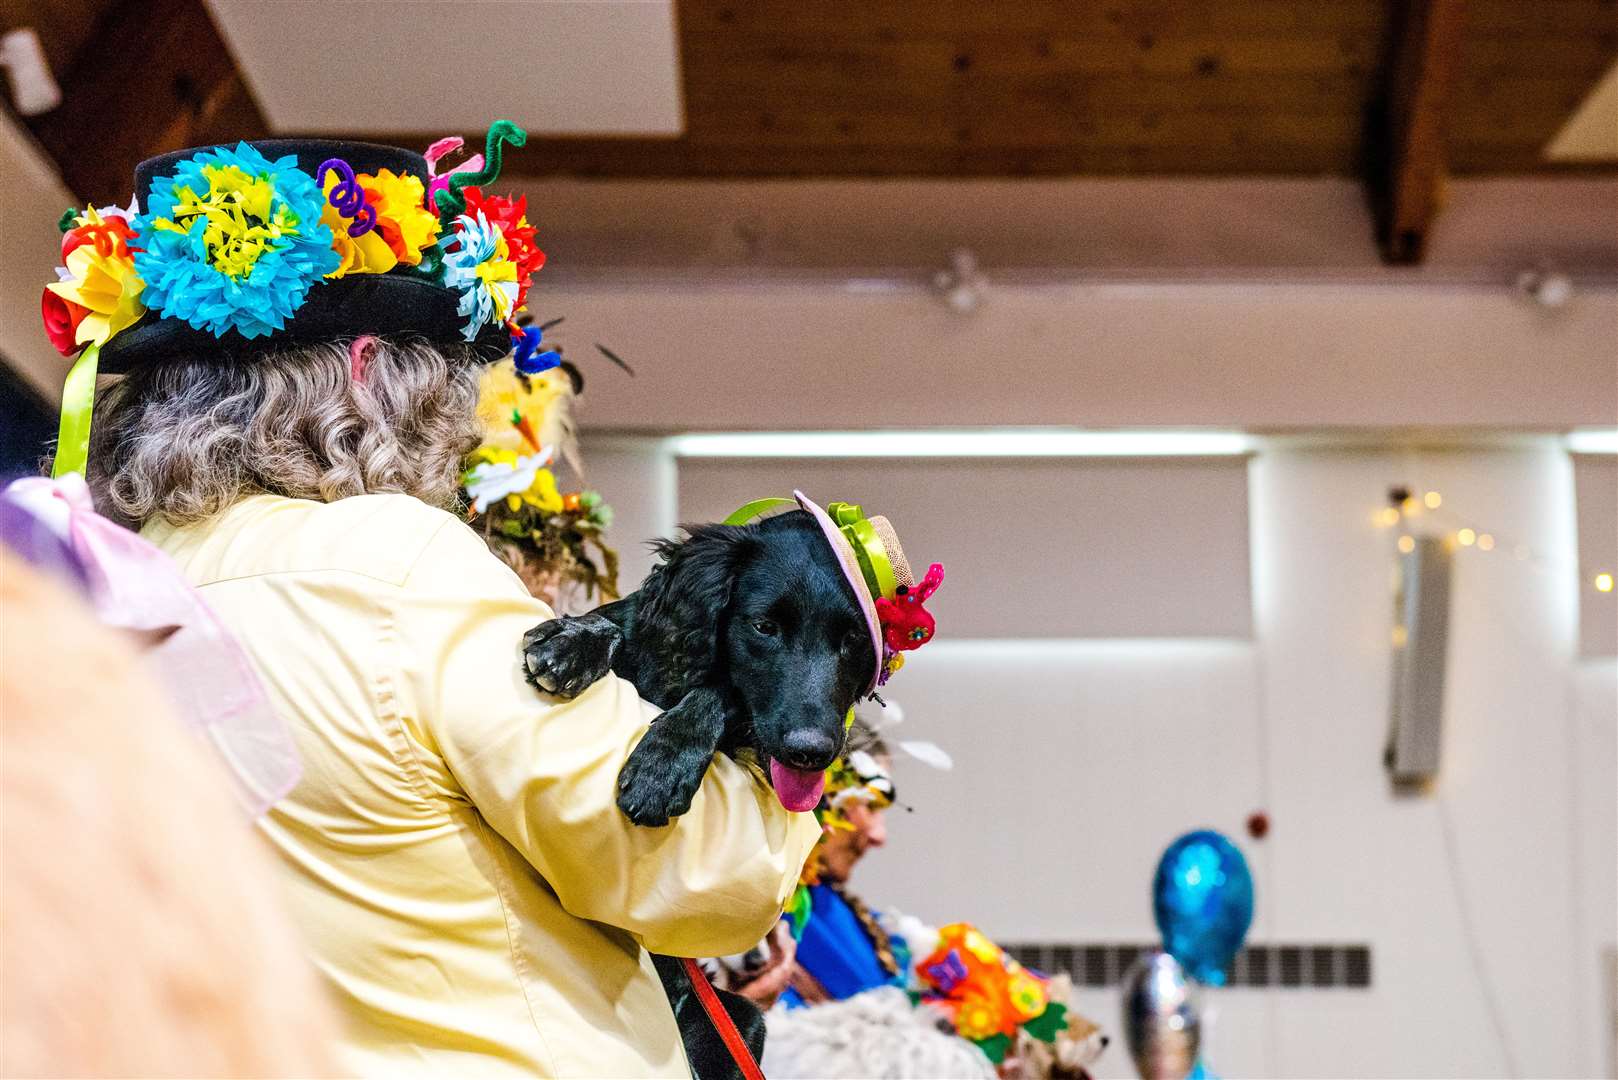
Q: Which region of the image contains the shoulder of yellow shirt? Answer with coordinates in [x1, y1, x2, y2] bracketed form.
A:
[149, 492, 511, 594]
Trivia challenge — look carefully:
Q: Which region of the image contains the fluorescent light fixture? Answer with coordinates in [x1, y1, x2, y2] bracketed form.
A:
[1567, 428, 1618, 454]
[666, 429, 1255, 458]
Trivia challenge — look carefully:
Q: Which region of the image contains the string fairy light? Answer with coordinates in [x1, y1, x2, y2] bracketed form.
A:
[1377, 485, 1613, 597]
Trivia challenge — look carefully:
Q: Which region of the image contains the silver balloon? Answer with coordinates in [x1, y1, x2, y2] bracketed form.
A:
[1121, 950, 1201, 1080]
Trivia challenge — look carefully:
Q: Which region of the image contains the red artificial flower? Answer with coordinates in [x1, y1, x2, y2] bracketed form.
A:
[460, 186, 546, 309]
[41, 287, 90, 356]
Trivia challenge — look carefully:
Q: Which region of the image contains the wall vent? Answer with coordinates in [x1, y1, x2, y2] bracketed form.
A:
[1002, 942, 1372, 989]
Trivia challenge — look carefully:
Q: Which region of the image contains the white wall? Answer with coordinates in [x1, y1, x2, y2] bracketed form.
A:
[542, 280, 1618, 431]
[588, 436, 1617, 1078]
[0, 110, 78, 402]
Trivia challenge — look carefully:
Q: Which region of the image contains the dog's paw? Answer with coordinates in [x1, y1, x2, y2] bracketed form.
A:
[522, 615, 620, 698]
[616, 733, 704, 827]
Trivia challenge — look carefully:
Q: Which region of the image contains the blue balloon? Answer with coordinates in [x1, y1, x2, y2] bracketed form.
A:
[1152, 829, 1254, 986]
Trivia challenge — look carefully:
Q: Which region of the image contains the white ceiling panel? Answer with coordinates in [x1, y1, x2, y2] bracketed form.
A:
[205, 0, 684, 137]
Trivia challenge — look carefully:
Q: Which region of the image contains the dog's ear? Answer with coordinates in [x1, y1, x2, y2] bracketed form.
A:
[639, 524, 756, 677]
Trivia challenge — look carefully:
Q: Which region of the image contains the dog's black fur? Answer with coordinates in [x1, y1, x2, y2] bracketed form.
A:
[523, 510, 876, 1076]
[522, 509, 875, 826]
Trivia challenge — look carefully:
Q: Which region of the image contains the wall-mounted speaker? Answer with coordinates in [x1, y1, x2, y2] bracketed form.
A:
[1386, 536, 1453, 787]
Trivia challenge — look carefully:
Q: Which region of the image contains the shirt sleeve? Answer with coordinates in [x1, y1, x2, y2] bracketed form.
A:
[394, 514, 820, 958]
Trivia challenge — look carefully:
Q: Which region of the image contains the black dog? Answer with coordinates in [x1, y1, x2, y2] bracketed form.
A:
[521, 509, 875, 826]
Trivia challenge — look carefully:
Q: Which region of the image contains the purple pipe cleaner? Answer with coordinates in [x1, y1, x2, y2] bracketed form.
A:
[316, 159, 377, 238]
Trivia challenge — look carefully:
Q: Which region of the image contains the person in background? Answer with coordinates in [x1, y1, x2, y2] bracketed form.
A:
[781, 716, 904, 1005]
[760, 712, 1109, 1080]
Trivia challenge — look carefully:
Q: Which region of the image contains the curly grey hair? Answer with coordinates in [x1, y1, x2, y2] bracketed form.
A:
[87, 337, 484, 529]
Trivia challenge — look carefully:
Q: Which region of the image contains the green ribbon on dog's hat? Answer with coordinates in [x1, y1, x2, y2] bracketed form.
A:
[724, 496, 899, 603]
[824, 501, 899, 602]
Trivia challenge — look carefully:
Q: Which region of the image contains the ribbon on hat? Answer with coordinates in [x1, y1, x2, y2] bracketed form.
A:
[724, 496, 899, 603]
[51, 342, 101, 479]
[825, 501, 899, 602]
[722, 496, 794, 526]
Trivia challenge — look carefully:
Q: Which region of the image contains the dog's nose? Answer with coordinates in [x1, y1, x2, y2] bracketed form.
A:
[777, 727, 839, 770]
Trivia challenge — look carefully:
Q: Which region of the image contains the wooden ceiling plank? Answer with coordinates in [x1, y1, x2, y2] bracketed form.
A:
[682, 0, 1388, 39]
[21, 0, 266, 205]
[1367, 0, 1470, 264]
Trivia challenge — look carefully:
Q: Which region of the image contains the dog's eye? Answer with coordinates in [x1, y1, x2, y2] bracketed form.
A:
[752, 619, 780, 638]
[842, 628, 866, 649]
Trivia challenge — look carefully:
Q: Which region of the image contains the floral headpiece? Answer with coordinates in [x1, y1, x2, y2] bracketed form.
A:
[42, 122, 548, 481]
[463, 355, 619, 607]
[914, 923, 1071, 1065]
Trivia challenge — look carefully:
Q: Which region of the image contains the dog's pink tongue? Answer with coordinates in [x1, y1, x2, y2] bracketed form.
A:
[769, 758, 826, 812]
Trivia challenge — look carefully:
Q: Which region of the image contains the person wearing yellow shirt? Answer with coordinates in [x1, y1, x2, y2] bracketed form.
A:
[57, 131, 818, 1078]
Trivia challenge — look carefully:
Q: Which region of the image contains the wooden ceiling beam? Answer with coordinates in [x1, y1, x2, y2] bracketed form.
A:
[1366, 0, 1469, 264]
[17, 0, 266, 205]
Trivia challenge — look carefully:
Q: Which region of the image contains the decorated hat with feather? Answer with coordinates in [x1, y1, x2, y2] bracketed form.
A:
[42, 121, 550, 480]
[461, 327, 622, 607]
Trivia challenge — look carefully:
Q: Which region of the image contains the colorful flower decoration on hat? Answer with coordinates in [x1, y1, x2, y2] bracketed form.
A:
[462, 357, 620, 605]
[461, 187, 545, 312]
[318, 161, 396, 279]
[359, 168, 441, 266]
[43, 206, 146, 355]
[424, 136, 485, 212]
[37, 120, 553, 484]
[914, 923, 1070, 1065]
[462, 446, 562, 514]
[875, 561, 944, 656]
[441, 211, 521, 341]
[134, 142, 341, 339]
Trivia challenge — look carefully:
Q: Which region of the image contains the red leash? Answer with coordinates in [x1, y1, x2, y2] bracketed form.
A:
[681, 956, 767, 1080]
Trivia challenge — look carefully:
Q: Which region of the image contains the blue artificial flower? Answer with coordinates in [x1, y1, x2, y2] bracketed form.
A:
[440, 211, 520, 341]
[133, 143, 340, 339]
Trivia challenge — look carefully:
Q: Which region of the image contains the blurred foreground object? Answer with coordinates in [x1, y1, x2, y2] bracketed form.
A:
[1121, 951, 1200, 1080]
[0, 550, 338, 1078]
[0, 475, 299, 814]
[761, 987, 995, 1079]
[0, 28, 61, 115]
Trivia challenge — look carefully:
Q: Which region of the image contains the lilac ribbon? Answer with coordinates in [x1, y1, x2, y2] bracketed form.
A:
[0, 475, 301, 817]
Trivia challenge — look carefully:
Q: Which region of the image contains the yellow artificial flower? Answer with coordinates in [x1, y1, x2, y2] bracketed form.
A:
[466, 445, 517, 471]
[511, 466, 563, 514]
[962, 928, 1001, 965]
[475, 230, 519, 325]
[154, 165, 297, 278]
[1006, 970, 1048, 1021]
[321, 176, 398, 278]
[954, 997, 1001, 1041]
[45, 208, 146, 349]
[362, 169, 441, 266]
